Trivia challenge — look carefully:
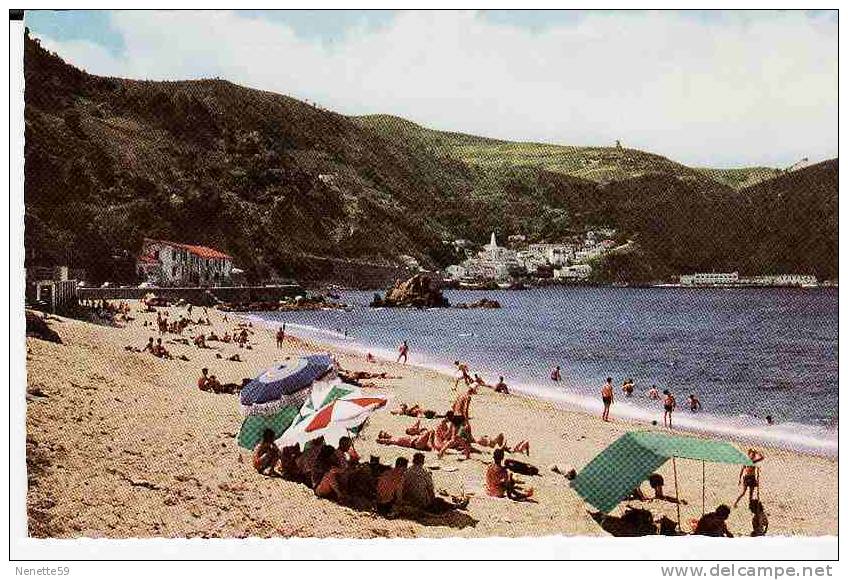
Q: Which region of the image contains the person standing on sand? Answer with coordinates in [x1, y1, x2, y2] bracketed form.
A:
[453, 360, 471, 390]
[397, 340, 409, 364]
[601, 377, 614, 422]
[276, 325, 285, 348]
[662, 389, 676, 428]
[551, 366, 561, 382]
[452, 386, 475, 421]
[734, 448, 765, 508]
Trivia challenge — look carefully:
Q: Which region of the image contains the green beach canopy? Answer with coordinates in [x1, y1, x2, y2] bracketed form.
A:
[238, 384, 357, 450]
[571, 431, 753, 514]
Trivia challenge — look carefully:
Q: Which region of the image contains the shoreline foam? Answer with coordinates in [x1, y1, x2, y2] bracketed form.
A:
[244, 312, 838, 458]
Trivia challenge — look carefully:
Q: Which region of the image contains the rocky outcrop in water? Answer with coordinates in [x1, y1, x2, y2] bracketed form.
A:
[454, 298, 501, 309]
[370, 274, 449, 308]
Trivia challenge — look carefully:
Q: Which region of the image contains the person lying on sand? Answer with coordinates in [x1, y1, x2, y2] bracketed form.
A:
[694, 504, 734, 537]
[476, 433, 530, 455]
[193, 334, 208, 349]
[486, 448, 534, 501]
[400, 453, 469, 514]
[391, 403, 440, 419]
[142, 337, 154, 353]
[227, 353, 242, 362]
[252, 428, 280, 476]
[377, 429, 434, 451]
[376, 456, 408, 514]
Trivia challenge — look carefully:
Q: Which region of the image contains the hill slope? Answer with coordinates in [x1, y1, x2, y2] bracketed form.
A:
[354, 115, 779, 189]
[24, 33, 837, 285]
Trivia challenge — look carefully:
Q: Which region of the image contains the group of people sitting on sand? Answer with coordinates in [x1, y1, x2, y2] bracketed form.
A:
[196, 368, 247, 394]
[252, 431, 469, 515]
[690, 498, 768, 537]
[380, 384, 535, 502]
[625, 448, 768, 537]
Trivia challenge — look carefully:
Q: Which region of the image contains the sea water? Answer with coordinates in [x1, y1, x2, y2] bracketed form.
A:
[249, 287, 838, 456]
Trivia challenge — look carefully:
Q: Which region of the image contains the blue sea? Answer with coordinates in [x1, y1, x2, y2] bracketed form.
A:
[249, 287, 838, 456]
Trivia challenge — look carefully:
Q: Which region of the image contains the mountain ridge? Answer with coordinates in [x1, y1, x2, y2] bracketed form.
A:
[23, 32, 837, 286]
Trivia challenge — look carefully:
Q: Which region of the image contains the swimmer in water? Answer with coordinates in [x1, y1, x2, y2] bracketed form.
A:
[647, 384, 660, 400]
[601, 377, 614, 422]
[688, 393, 702, 413]
[550, 366, 561, 382]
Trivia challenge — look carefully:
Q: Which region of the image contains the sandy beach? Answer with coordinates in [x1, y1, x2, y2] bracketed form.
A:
[25, 304, 837, 538]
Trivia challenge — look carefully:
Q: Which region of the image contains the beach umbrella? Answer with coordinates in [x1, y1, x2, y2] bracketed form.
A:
[237, 408, 301, 450]
[239, 354, 334, 416]
[276, 385, 388, 448]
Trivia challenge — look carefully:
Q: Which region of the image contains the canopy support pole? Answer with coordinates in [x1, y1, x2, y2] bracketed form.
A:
[701, 461, 706, 517]
[672, 457, 681, 531]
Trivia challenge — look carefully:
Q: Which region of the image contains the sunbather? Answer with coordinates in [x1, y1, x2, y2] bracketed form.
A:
[252, 428, 280, 476]
[400, 453, 469, 513]
[377, 429, 434, 451]
[485, 448, 534, 501]
[694, 504, 734, 537]
[376, 456, 408, 514]
[476, 433, 530, 455]
[391, 403, 438, 418]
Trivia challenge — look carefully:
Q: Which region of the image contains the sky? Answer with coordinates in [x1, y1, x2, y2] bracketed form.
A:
[26, 9, 837, 168]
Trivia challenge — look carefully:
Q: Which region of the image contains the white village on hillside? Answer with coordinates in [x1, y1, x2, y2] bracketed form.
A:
[443, 228, 621, 286]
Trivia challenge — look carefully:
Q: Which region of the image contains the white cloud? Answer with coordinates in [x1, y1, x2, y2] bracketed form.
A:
[36, 10, 837, 167]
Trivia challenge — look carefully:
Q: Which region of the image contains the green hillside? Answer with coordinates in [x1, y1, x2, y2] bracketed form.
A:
[355, 114, 777, 189]
[24, 32, 837, 286]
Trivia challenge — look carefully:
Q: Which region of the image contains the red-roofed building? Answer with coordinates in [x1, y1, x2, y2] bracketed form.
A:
[137, 238, 235, 287]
